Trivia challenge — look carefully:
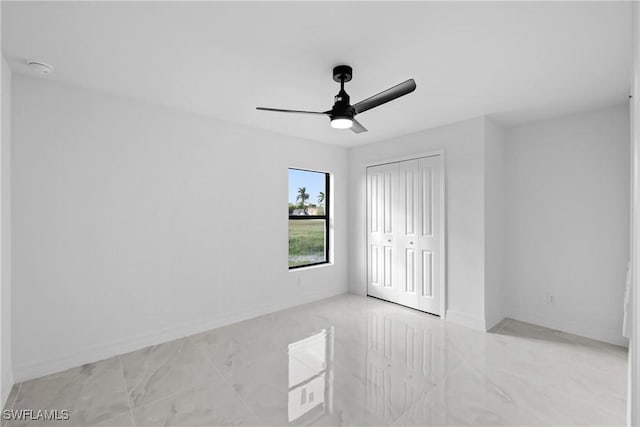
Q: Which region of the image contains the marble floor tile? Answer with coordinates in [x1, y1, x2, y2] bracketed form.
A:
[475, 320, 628, 416]
[7, 357, 129, 427]
[189, 314, 332, 380]
[1, 384, 21, 427]
[132, 382, 259, 426]
[222, 349, 299, 425]
[92, 411, 135, 427]
[395, 361, 624, 426]
[187, 325, 251, 379]
[5, 384, 20, 410]
[119, 337, 220, 408]
[2, 295, 628, 426]
[396, 361, 554, 426]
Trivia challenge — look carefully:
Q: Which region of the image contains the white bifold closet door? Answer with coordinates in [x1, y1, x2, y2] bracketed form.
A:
[367, 156, 442, 315]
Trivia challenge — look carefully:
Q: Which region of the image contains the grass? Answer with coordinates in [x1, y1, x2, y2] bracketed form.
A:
[289, 219, 326, 267]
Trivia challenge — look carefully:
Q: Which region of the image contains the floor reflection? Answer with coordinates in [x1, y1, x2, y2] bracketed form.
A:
[285, 310, 444, 425]
[287, 327, 334, 424]
[366, 311, 441, 422]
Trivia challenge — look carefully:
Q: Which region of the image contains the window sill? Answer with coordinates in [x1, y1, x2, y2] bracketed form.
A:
[289, 262, 332, 272]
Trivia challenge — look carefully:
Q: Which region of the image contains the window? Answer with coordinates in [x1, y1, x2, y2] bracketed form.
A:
[289, 168, 330, 269]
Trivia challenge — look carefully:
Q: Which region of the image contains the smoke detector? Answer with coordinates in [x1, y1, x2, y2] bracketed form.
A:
[27, 60, 54, 75]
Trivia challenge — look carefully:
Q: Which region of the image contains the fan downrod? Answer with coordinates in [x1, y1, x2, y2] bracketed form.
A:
[333, 65, 352, 83]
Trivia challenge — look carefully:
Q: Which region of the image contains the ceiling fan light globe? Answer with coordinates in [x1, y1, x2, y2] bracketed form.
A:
[331, 117, 353, 129]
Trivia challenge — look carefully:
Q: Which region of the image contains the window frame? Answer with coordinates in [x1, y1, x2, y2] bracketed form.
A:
[288, 168, 330, 270]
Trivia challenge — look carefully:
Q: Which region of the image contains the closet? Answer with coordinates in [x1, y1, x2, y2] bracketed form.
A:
[366, 155, 443, 315]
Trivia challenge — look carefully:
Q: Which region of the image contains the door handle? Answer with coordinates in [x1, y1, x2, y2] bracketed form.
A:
[409, 241, 414, 245]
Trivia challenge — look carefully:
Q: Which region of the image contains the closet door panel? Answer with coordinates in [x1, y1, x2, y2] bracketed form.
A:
[367, 163, 399, 303]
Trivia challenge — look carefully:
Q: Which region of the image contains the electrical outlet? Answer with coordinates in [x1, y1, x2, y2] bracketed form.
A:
[297, 277, 302, 287]
[545, 293, 555, 305]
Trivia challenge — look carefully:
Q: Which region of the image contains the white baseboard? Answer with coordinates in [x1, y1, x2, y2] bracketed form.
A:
[14, 286, 347, 382]
[507, 308, 629, 347]
[445, 309, 486, 331]
[484, 312, 505, 332]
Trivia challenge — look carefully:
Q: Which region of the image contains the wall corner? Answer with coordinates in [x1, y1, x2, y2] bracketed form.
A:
[1, 53, 14, 408]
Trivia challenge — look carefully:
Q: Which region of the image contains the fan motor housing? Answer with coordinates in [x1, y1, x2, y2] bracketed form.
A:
[330, 105, 355, 121]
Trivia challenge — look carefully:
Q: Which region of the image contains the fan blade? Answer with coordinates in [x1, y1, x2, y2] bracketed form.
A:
[353, 79, 416, 114]
[256, 107, 328, 115]
[350, 118, 368, 134]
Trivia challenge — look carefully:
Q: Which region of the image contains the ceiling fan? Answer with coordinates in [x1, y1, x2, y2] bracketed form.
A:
[256, 65, 416, 134]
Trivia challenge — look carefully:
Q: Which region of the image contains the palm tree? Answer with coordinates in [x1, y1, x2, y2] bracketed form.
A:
[318, 191, 325, 206]
[296, 187, 310, 214]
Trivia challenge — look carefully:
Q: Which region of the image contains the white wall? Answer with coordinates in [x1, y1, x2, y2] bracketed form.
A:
[348, 117, 487, 330]
[504, 104, 630, 346]
[484, 119, 505, 331]
[11, 75, 349, 381]
[1, 56, 13, 405]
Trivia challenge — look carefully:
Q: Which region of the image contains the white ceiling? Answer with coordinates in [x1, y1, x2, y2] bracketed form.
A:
[2, 1, 632, 147]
